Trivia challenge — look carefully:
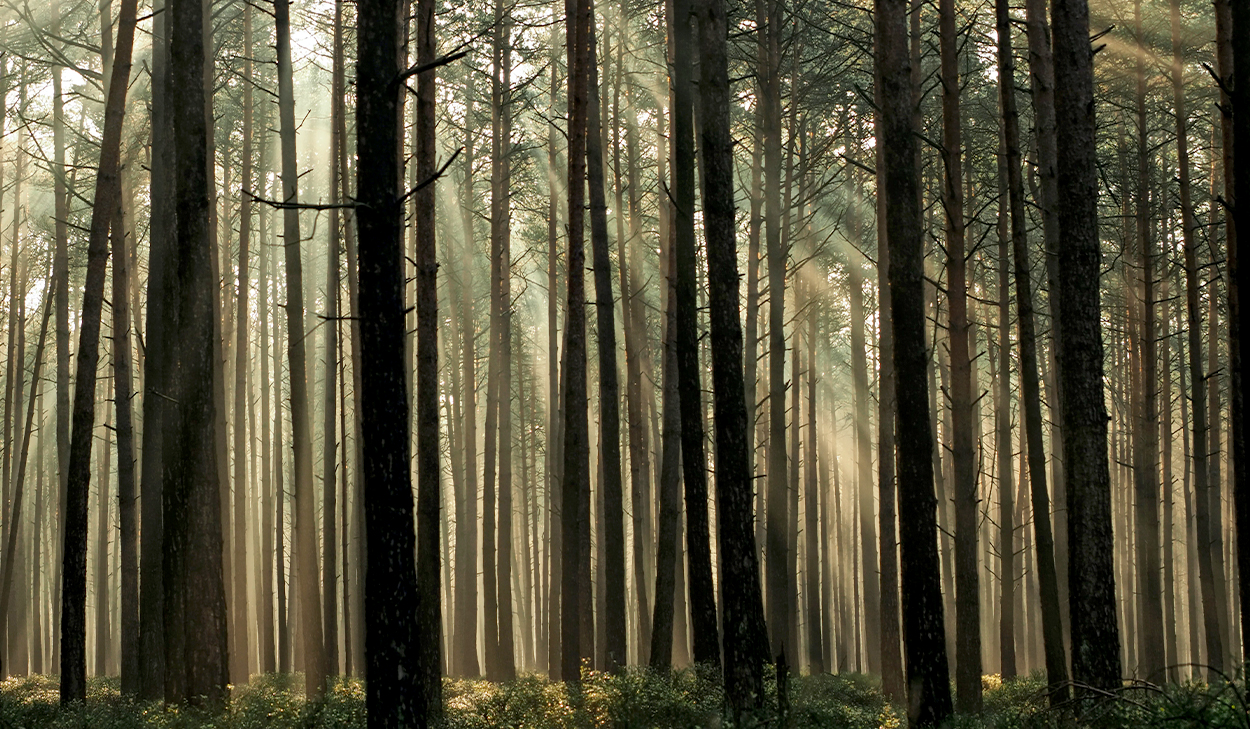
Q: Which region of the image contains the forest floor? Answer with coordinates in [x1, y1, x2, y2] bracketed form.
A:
[0, 666, 1243, 728]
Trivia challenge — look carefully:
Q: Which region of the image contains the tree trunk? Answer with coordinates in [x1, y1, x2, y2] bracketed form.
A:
[487, 1, 516, 678]
[804, 289, 823, 673]
[762, 0, 790, 660]
[997, 0, 1069, 697]
[356, 0, 426, 719]
[585, 1, 628, 671]
[232, 5, 255, 683]
[994, 145, 1015, 681]
[258, 205, 276, 674]
[327, 0, 351, 677]
[1129, 0, 1164, 680]
[96, 341, 113, 679]
[275, 287, 290, 674]
[482, 50, 502, 677]
[1023, 0, 1068, 637]
[650, 215, 683, 672]
[113, 180, 139, 693]
[1052, 0, 1122, 690]
[138, 0, 171, 696]
[322, 84, 341, 677]
[454, 72, 480, 680]
[665, 0, 718, 669]
[162, 0, 229, 701]
[1230, 0, 1250, 670]
[877, 0, 954, 719]
[545, 19, 563, 676]
[874, 134, 904, 701]
[696, 0, 769, 713]
[275, 0, 326, 697]
[937, 0, 980, 708]
[58, 0, 138, 698]
[560, 0, 592, 682]
[412, 0, 445, 712]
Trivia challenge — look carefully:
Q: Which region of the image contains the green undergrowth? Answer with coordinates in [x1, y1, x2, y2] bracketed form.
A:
[0, 668, 1243, 728]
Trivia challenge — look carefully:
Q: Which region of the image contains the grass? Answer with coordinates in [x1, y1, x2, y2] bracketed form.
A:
[0, 668, 1244, 728]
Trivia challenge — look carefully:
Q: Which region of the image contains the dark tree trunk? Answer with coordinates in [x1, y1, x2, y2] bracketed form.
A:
[1052, 0, 1122, 690]
[412, 0, 445, 712]
[51, 35, 72, 688]
[560, 0, 592, 682]
[485, 0, 515, 680]
[454, 74, 480, 680]
[762, 0, 790, 660]
[545, 27, 563, 677]
[650, 223, 683, 672]
[1131, 0, 1164, 680]
[138, 0, 171, 696]
[162, 0, 229, 702]
[114, 186, 139, 694]
[667, 0, 719, 669]
[58, 0, 138, 699]
[96, 387, 112, 679]
[1023, 0, 1068, 636]
[1229, 0, 1249, 670]
[356, 0, 425, 721]
[997, 0, 1069, 698]
[877, 0, 954, 720]
[585, 1, 628, 672]
[804, 290, 823, 674]
[874, 135, 904, 702]
[233, 5, 255, 682]
[258, 209, 276, 674]
[938, 0, 980, 708]
[696, 0, 769, 714]
[275, 0, 326, 697]
[994, 148, 1015, 681]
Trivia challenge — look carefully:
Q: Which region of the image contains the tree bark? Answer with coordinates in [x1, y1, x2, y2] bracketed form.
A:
[560, 0, 592, 682]
[1228, 0, 1248, 670]
[113, 182, 139, 693]
[666, 0, 718, 669]
[162, 0, 230, 701]
[258, 205, 276, 674]
[874, 129, 904, 702]
[877, 0, 954, 719]
[356, 0, 426, 720]
[58, 0, 138, 698]
[1130, 0, 1164, 680]
[1052, 0, 1122, 690]
[322, 92, 341, 677]
[275, 0, 326, 697]
[138, 0, 171, 696]
[804, 287, 823, 674]
[696, 0, 769, 713]
[937, 0, 980, 707]
[585, 1, 628, 672]
[1023, 0, 1068, 635]
[454, 72, 480, 680]
[997, 0, 1068, 697]
[232, 4, 255, 682]
[762, 0, 790, 660]
[650, 216, 683, 672]
[994, 146, 1015, 681]
[412, 0, 445, 712]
